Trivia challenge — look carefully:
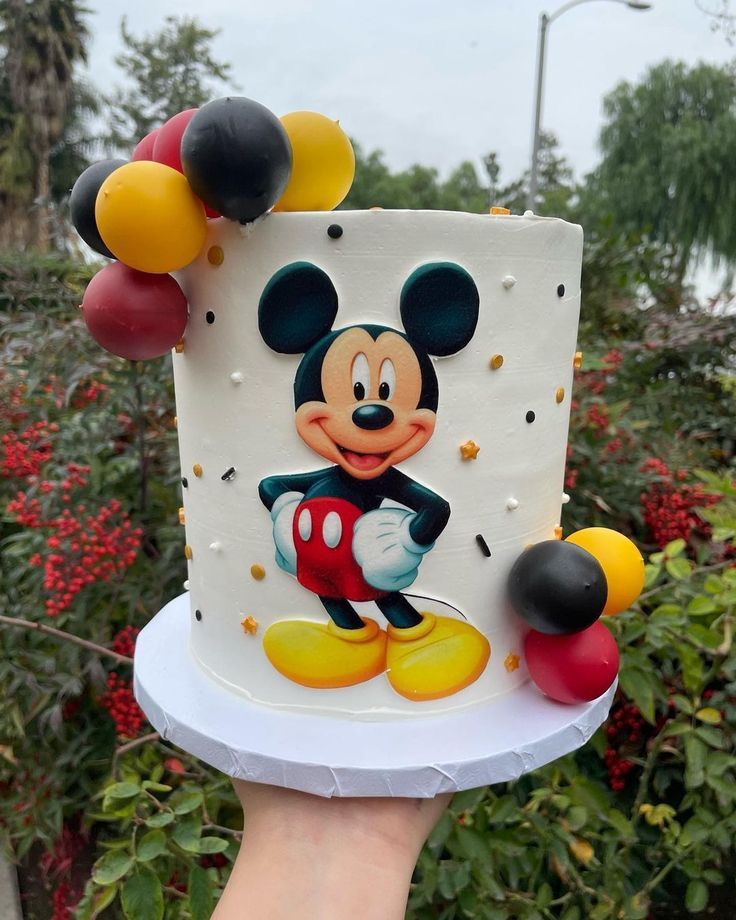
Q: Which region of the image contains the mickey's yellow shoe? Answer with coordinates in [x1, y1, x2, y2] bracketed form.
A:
[386, 613, 490, 701]
[263, 618, 387, 689]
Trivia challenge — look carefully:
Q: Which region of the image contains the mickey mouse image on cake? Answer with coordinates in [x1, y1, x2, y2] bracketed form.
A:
[257, 259, 490, 701]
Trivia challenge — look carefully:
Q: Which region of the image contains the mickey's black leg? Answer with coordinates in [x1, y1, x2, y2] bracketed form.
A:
[375, 593, 423, 628]
[320, 597, 365, 629]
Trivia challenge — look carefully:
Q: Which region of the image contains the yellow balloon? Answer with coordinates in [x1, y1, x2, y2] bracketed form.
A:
[273, 111, 355, 212]
[96, 161, 207, 273]
[565, 527, 644, 616]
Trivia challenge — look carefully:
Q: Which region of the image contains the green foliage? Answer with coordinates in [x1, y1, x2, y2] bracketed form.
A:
[106, 15, 233, 154]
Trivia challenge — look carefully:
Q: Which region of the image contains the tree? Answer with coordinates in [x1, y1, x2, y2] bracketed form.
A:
[0, 0, 90, 250]
[107, 16, 233, 154]
[585, 61, 736, 282]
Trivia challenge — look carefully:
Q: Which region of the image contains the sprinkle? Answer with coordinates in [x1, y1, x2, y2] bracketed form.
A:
[554, 526, 563, 540]
[502, 275, 516, 289]
[490, 354, 504, 369]
[174, 339, 185, 353]
[327, 224, 343, 239]
[183, 580, 190, 590]
[557, 283, 566, 298]
[555, 387, 565, 404]
[184, 544, 193, 560]
[562, 492, 570, 504]
[241, 615, 259, 635]
[205, 310, 215, 324]
[504, 653, 520, 673]
[490, 206, 510, 215]
[209, 541, 222, 552]
[251, 564, 266, 580]
[193, 463, 203, 477]
[181, 477, 188, 488]
[178, 507, 185, 525]
[195, 609, 202, 621]
[460, 440, 480, 460]
[172, 416, 178, 429]
[475, 535, 491, 558]
[525, 410, 536, 423]
[221, 466, 236, 481]
[207, 245, 224, 266]
[523, 209, 534, 218]
[230, 371, 244, 384]
[506, 497, 519, 510]
[574, 351, 583, 369]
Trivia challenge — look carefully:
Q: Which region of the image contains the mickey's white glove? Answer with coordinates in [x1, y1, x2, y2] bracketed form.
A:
[352, 508, 434, 593]
[270, 491, 303, 576]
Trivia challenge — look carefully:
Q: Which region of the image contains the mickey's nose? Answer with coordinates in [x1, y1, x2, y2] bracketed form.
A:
[352, 404, 394, 430]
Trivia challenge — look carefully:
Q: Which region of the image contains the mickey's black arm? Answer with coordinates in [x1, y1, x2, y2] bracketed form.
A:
[258, 470, 325, 512]
[386, 470, 450, 546]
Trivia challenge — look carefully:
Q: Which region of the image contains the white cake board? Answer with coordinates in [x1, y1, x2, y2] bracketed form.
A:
[134, 594, 616, 798]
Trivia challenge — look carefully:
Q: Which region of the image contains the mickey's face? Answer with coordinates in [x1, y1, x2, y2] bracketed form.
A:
[296, 327, 436, 480]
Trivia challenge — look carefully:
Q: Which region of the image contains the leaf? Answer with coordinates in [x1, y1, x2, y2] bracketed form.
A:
[566, 805, 588, 831]
[695, 707, 722, 725]
[606, 808, 634, 839]
[197, 836, 229, 854]
[618, 668, 656, 723]
[684, 735, 707, 789]
[666, 557, 692, 580]
[687, 596, 717, 616]
[92, 850, 135, 886]
[188, 866, 214, 920]
[664, 538, 687, 557]
[703, 574, 723, 594]
[171, 813, 202, 852]
[144, 811, 174, 828]
[685, 880, 708, 913]
[90, 884, 119, 917]
[141, 781, 172, 793]
[569, 837, 594, 865]
[136, 829, 168, 862]
[170, 787, 203, 815]
[452, 787, 487, 813]
[121, 870, 164, 920]
[104, 782, 141, 800]
[454, 826, 489, 862]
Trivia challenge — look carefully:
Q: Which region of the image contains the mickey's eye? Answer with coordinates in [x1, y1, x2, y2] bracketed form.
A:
[352, 352, 370, 401]
[378, 359, 396, 401]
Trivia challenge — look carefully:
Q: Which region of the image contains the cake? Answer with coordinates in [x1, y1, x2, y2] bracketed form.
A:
[70, 97, 645, 790]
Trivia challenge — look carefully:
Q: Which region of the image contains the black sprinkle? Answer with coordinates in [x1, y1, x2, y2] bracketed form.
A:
[526, 410, 536, 423]
[221, 466, 236, 481]
[475, 534, 492, 557]
[205, 310, 215, 324]
[195, 609, 202, 622]
[557, 283, 565, 298]
[327, 223, 343, 239]
[181, 477, 188, 488]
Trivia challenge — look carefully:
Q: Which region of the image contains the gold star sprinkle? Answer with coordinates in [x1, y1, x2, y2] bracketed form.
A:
[460, 440, 480, 460]
[241, 615, 259, 635]
[504, 653, 521, 673]
[250, 564, 266, 581]
[174, 338, 185, 353]
[489, 353, 504, 370]
[184, 544, 193, 560]
[573, 351, 583, 370]
[207, 245, 224, 266]
[178, 507, 185, 525]
[192, 463, 203, 477]
[490, 206, 510, 215]
[554, 526, 563, 540]
[555, 387, 565, 404]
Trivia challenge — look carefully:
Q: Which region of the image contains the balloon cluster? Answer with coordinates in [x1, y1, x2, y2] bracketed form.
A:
[508, 527, 644, 704]
[70, 99, 356, 360]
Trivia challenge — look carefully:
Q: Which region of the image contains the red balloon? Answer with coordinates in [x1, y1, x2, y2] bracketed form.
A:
[152, 109, 219, 218]
[131, 129, 159, 161]
[81, 262, 188, 360]
[524, 621, 619, 704]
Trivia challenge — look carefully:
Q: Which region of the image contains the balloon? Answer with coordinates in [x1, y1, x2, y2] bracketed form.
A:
[152, 108, 219, 218]
[273, 111, 355, 211]
[131, 129, 159, 161]
[70, 159, 127, 258]
[524, 622, 619, 704]
[81, 262, 188, 360]
[507, 540, 607, 634]
[95, 161, 207, 273]
[181, 96, 292, 222]
[566, 528, 645, 616]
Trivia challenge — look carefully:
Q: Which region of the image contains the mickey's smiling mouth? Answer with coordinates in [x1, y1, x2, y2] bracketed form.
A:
[337, 445, 389, 472]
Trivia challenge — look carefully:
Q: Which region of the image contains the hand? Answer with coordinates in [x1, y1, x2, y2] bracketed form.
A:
[270, 491, 303, 576]
[213, 781, 451, 920]
[353, 507, 434, 592]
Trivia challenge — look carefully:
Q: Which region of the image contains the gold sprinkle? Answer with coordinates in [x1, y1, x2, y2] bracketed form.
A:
[192, 463, 203, 478]
[207, 245, 224, 266]
[172, 416, 178, 429]
[460, 440, 480, 460]
[573, 351, 583, 370]
[554, 526, 563, 540]
[504, 653, 521, 673]
[250, 564, 266, 581]
[184, 544, 193, 560]
[490, 354, 504, 370]
[555, 387, 565, 404]
[178, 507, 185, 525]
[174, 338, 185, 353]
[490, 206, 510, 215]
[241, 615, 259, 635]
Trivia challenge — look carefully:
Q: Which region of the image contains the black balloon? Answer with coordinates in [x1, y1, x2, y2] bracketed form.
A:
[181, 97, 292, 222]
[507, 540, 607, 635]
[70, 159, 127, 258]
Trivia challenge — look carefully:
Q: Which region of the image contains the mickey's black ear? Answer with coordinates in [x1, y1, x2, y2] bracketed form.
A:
[400, 262, 479, 356]
[259, 262, 338, 354]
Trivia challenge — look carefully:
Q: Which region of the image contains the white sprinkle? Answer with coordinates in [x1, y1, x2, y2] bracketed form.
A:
[183, 580, 190, 591]
[209, 542, 222, 552]
[562, 493, 571, 504]
[230, 371, 244, 384]
[523, 209, 535, 218]
[502, 274, 516, 289]
[506, 497, 519, 511]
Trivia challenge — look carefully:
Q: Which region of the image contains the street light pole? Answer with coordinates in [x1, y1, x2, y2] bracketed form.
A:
[526, 0, 652, 212]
